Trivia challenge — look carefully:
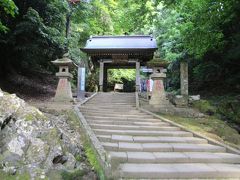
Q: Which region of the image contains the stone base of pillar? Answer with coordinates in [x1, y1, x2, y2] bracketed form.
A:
[136, 85, 140, 92]
[99, 85, 103, 92]
[54, 78, 73, 102]
[173, 95, 188, 107]
[77, 91, 85, 100]
[149, 73, 171, 108]
[149, 98, 170, 106]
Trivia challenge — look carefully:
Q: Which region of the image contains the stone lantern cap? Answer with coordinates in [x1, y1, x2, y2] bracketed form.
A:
[147, 52, 169, 68]
[150, 72, 166, 80]
[52, 53, 74, 79]
[51, 53, 75, 68]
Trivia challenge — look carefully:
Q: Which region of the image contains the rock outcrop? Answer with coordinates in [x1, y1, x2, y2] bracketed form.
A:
[0, 89, 88, 179]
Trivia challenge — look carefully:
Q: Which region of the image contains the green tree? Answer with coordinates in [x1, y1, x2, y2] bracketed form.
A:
[0, 0, 18, 32]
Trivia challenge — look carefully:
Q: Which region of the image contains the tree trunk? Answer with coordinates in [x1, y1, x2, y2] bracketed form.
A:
[66, 13, 71, 38]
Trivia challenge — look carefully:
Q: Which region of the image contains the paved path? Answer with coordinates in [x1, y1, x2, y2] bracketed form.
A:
[79, 92, 240, 179]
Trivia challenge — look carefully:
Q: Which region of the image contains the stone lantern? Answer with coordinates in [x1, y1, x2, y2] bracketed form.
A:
[147, 53, 170, 107]
[52, 53, 74, 102]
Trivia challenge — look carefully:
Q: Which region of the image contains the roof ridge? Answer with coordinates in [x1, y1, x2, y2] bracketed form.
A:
[91, 35, 153, 38]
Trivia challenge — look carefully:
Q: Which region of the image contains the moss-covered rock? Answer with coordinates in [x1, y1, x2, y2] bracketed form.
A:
[26, 139, 50, 164]
[0, 89, 92, 179]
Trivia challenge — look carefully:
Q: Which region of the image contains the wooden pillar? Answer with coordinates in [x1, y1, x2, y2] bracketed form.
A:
[99, 61, 104, 92]
[180, 61, 188, 96]
[136, 61, 140, 92]
[103, 66, 108, 92]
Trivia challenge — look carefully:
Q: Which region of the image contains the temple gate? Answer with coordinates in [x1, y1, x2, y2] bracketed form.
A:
[81, 35, 158, 92]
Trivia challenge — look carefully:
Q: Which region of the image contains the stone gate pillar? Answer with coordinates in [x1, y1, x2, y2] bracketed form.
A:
[180, 61, 189, 96]
[173, 60, 189, 107]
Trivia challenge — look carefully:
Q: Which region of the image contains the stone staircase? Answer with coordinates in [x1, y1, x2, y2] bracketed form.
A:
[79, 92, 240, 179]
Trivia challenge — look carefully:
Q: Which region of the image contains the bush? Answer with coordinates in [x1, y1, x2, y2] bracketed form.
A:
[122, 78, 135, 92]
[217, 97, 240, 124]
[192, 100, 216, 115]
[86, 72, 98, 92]
[61, 170, 84, 180]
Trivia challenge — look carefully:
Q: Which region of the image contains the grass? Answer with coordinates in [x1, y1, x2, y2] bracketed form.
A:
[159, 113, 240, 149]
[83, 137, 105, 180]
[192, 97, 240, 124]
[0, 171, 31, 180]
[61, 170, 84, 180]
[192, 100, 216, 115]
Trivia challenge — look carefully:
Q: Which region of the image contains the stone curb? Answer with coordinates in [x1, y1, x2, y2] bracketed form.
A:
[79, 92, 98, 106]
[139, 107, 240, 155]
[73, 106, 113, 178]
[74, 93, 113, 178]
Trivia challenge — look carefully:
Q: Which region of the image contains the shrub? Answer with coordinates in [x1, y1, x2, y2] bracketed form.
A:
[192, 100, 216, 115]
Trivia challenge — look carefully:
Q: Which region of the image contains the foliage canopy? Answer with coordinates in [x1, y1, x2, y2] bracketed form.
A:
[0, 0, 239, 92]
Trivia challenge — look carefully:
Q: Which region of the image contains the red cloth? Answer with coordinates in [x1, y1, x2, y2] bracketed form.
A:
[69, 0, 80, 4]
[146, 80, 150, 91]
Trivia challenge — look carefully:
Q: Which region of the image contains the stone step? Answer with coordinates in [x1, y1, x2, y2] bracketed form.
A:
[93, 129, 193, 137]
[80, 108, 139, 113]
[97, 135, 208, 144]
[85, 103, 136, 106]
[80, 93, 240, 179]
[97, 92, 134, 95]
[88, 100, 134, 102]
[88, 97, 134, 98]
[109, 152, 240, 164]
[88, 99, 134, 100]
[84, 100, 134, 103]
[86, 96, 134, 98]
[80, 108, 137, 112]
[102, 142, 226, 152]
[89, 100, 135, 102]
[86, 97, 134, 99]
[82, 106, 136, 110]
[83, 104, 135, 107]
[84, 116, 158, 122]
[81, 112, 148, 117]
[94, 94, 134, 96]
[91, 98, 134, 100]
[89, 124, 180, 131]
[98, 97, 134, 98]
[86, 119, 163, 124]
[85, 101, 135, 103]
[97, 93, 134, 95]
[118, 163, 240, 179]
[80, 109, 140, 113]
[87, 120, 169, 126]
